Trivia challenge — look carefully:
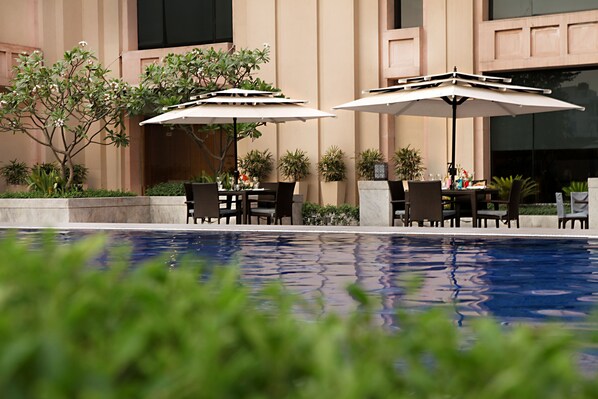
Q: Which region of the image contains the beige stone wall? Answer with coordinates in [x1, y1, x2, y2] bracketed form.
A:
[1, 0, 597, 203]
[234, 0, 380, 204]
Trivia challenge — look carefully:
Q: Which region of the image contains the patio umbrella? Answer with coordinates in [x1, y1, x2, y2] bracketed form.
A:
[333, 68, 585, 186]
[140, 88, 334, 182]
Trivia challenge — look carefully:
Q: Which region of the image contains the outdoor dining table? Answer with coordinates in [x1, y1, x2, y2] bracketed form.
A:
[218, 188, 277, 224]
[442, 187, 499, 227]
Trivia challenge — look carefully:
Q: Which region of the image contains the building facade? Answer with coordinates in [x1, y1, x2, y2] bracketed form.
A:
[0, 0, 597, 203]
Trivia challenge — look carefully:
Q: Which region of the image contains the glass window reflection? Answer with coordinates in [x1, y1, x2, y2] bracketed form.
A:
[491, 68, 598, 202]
[490, 0, 597, 20]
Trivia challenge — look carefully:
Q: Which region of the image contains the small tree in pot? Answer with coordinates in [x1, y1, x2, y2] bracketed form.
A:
[356, 148, 384, 180]
[317, 146, 347, 205]
[278, 149, 311, 198]
[239, 149, 274, 182]
[392, 145, 424, 181]
[0, 160, 29, 192]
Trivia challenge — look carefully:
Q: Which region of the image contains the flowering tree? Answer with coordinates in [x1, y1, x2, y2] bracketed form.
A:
[0, 42, 135, 189]
[134, 45, 279, 175]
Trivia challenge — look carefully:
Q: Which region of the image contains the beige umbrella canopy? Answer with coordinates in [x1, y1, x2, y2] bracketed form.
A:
[334, 69, 585, 186]
[140, 88, 335, 182]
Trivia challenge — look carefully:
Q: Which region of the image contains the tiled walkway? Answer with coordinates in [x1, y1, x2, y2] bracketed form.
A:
[1, 222, 597, 239]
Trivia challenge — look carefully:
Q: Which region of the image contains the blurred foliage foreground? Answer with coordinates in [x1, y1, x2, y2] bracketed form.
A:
[0, 232, 597, 398]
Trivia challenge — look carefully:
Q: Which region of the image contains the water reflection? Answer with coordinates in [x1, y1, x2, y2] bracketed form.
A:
[3, 229, 598, 327]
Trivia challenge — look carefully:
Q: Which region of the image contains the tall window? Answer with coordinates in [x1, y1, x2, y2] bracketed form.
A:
[489, 0, 597, 20]
[137, 0, 232, 50]
[490, 68, 598, 202]
[393, 0, 423, 29]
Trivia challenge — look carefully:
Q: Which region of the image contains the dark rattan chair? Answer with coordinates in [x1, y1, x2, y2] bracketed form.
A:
[453, 179, 489, 222]
[556, 192, 588, 229]
[249, 182, 295, 225]
[570, 191, 589, 214]
[183, 182, 194, 224]
[388, 180, 407, 226]
[476, 179, 523, 228]
[407, 180, 459, 227]
[191, 182, 240, 224]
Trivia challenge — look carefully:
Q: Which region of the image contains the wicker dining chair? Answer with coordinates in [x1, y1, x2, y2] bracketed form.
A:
[556, 192, 588, 229]
[183, 182, 194, 224]
[407, 180, 459, 227]
[388, 180, 407, 226]
[249, 182, 295, 225]
[191, 182, 240, 224]
[476, 179, 523, 228]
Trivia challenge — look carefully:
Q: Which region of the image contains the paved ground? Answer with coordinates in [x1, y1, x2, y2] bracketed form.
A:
[1, 221, 597, 239]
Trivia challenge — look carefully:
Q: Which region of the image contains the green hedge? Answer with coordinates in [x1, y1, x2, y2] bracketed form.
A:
[0, 189, 136, 199]
[144, 181, 184, 196]
[303, 202, 359, 225]
[0, 232, 596, 398]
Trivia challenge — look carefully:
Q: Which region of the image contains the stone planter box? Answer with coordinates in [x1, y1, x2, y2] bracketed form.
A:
[0, 197, 151, 224]
[358, 180, 391, 226]
[0, 194, 305, 225]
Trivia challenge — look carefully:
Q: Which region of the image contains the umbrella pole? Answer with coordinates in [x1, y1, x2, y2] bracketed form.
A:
[449, 99, 457, 188]
[233, 117, 239, 185]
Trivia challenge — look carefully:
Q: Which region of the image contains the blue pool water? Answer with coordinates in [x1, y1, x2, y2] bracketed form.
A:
[6, 229, 598, 327]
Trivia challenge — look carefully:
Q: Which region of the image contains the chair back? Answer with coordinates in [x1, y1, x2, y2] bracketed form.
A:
[506, 179, 523, 220]
[183, 182, 194, 223]
[388, 180, 406, 211]
[274, 182, 296, 218]
[555, 192, 565, 218]
[257, 182, 278, 208]
[408, 180, 443, 222]
[570, 192, 588, 214]
[184, 182, 193, 202]
[191, 183, 220, 219]
[184, 182, 194, 210]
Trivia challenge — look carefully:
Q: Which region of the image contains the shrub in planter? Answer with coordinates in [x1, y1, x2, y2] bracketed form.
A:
[392, 145, 424, 181]
[145, 182, 185, 196]
[278, 149, 311, 182]
[32, 162, 89, 189]
[563, 181, 588, 198]
[317, 146, 346, 182]
[302, 202, 359, 225]
[27, 165, 65, 195]
[356, 148, 384, 180]
[0, 159, 29, 186]
[239, 149, 274, 181]
[490, 175, 538, 201]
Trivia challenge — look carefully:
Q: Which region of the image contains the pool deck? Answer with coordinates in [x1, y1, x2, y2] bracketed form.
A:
[1, 222, 597, 239]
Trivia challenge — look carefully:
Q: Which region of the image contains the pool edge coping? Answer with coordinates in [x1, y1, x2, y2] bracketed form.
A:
[1, 222, 598, 240]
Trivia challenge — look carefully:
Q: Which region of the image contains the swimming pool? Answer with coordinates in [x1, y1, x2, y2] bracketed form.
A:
[7, 228, 598, 327]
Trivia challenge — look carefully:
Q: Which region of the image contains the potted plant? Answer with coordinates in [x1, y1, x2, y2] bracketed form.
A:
[239, 149, 274, 182]
[0, 159, 29, 193]
[392, 145, 424, 181]
[356, 148, 391, 226]
[278, 149, 311, 198]
[356, 148, 384, 181]
[317, 146, 347, 205]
